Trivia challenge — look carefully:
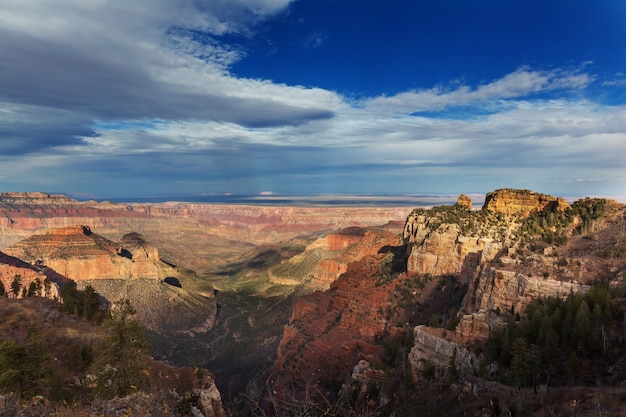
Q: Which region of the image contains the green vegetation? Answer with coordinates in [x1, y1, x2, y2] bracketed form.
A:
[408, 203, 509, 239]
[89, 299, 149, 398]
[10, 274, 22, 297]
[482, 283, 626, 388]
[0, 288, 151, 404]
[518, 198, 607, 248]
[60, 282, 104, 322]
[0, 332, 54, 398]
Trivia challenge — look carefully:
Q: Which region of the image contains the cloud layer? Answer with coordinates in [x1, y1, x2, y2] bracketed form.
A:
[1, 0, 625, 199]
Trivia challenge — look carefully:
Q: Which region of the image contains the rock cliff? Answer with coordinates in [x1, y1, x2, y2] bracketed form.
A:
[273, 253, 394, 390]
[405, 193, 626, 381]
[274, 189, 625, 402]
[3, 226, 161, 281]
[3, 226, 217, 334]
[268, 223, 404, 290]
[408, 325, 480, 378]
[482, 188, 569, 216]
[0, 192, 413, 274]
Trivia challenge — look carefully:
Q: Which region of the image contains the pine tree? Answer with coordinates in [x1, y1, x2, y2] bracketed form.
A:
[10, 275, 22, 298]
[89, 299, 149, 398]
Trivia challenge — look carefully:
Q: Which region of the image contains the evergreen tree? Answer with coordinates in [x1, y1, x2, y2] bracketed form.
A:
[0, 332, 52, 397]
[10, 275, 22, 298]
[89, 299, 149, 398]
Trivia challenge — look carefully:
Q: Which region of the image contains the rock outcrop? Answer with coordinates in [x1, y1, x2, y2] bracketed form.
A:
[3, 226, 217, 334]
[192, 373, 225, 417]
[405, 223, 501, 276]
[269, 224, 404, 290]
[482, 188, 569, 216]
[274, 254, 393, 389]
[456, 194, 473, 210]
[0, 252, 61, 300]
[4, 226, 161, 281]
[408, 326, 480, 378]
[461, 266, 589, 317]
[401, 190, 626, 382]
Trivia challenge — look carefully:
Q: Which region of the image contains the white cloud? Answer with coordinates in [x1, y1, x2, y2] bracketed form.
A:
[0, 1, 624, 198]
[362, 67, 594, 115]
[0, 0, 331, 128]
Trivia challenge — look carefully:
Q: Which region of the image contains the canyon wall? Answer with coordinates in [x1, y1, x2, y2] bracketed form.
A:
[268, 224, 404, 290]
[0, 192, 413, 274]
[408, 326, 480, 378]
[482, 188, 569, 216]
[3, 226, 162, 281]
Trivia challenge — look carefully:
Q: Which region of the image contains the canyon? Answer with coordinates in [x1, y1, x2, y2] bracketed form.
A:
[1, 190, 626, 416]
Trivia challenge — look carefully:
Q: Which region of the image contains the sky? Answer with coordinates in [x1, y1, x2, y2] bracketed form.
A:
[1, 0, 626, 201]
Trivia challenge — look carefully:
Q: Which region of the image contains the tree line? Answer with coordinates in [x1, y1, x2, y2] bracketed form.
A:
[481, 282, 626, 389]
[0, 286, 149, 402]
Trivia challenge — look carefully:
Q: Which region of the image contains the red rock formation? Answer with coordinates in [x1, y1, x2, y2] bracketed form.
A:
[4, 226, 161, 281]
[0, 192, 413, 273]
[273, 253, 395, 392]
[269, 223, 405, 290]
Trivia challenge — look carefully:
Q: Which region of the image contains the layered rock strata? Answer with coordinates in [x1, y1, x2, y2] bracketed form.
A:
[4, 226, 161, 281]
[482, 188, 569, 216]
[405, 223, 501, 276]
[274, 254, 394, 389]
[0, 192, 413, 274]
[268, 224, 404, 290]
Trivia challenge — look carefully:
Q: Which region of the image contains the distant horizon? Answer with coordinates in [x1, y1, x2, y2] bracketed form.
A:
[58, 190, 626, 206]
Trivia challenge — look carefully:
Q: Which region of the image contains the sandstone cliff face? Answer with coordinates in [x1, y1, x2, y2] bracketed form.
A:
[268, 224, 404, 290]
[401, 192, 626, 381]
[405, 223, 501, 277]
[1, 226, 217, 334]
[408, 326, 480, 378]
[482, 188, 569, 216]
[461, 266, 589, 317]
[455, 266, 590, 340]
[4, 226, 161, 281]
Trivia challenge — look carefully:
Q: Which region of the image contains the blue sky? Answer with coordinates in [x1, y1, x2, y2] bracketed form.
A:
[1, 0, 625, 201]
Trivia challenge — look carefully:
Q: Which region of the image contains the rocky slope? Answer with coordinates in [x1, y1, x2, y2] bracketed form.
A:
[3, 225, 217, 334]
[273, 253, 393, 392]
[406, 192, 626, 379]
[0, 296, 225, 417]
[4, 225, 162, 281]
[268, 222, 405, 290]
[0, 251, 64, 300]
[270, 189, 626, 414]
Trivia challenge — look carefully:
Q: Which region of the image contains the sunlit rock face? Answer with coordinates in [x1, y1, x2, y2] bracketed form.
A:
[4, 226, 161, 281]
[268, 224, 404, 290]
[482, 188, 569, 216]
[405, 223, 501, 276]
